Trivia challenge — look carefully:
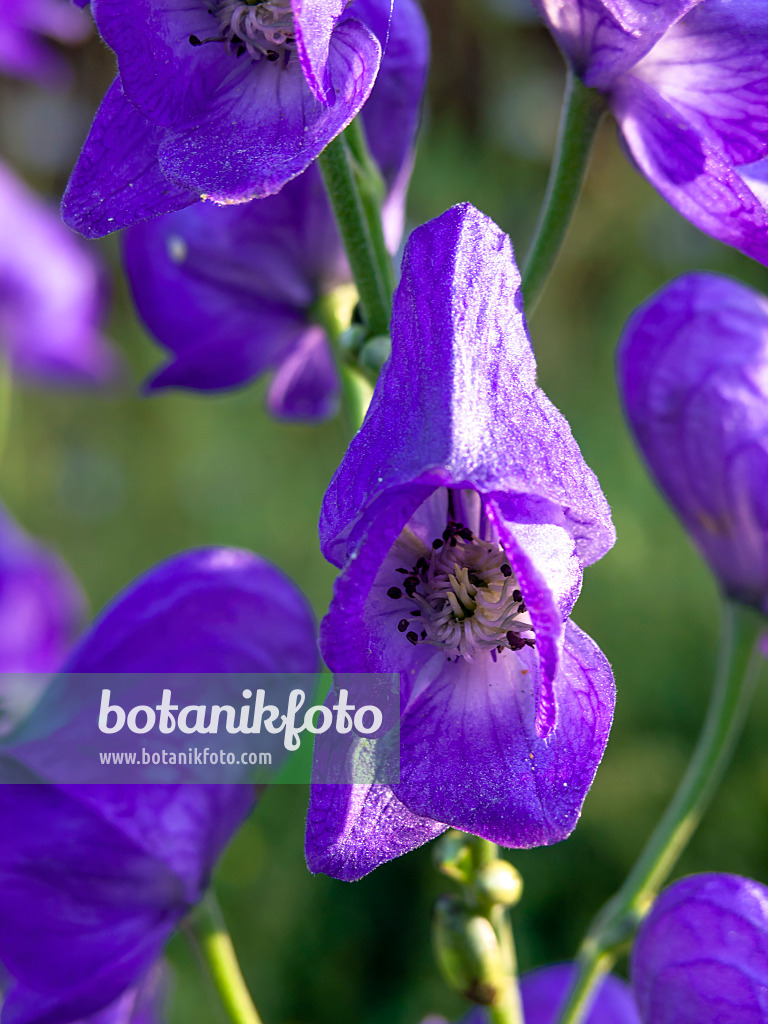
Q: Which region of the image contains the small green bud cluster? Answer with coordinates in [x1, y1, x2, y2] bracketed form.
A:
[431, 831, 524, 1010]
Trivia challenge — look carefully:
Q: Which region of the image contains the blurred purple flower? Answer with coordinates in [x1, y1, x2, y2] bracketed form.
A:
[305, 203, 616, 881]
[0, 504, 84, 738]
[518, 965, 640, 1024]
[61, 0, 399, 237]
[436, 964, 640, 1024]
[0, 0, 91, 84]
[0, 547, 317, 1024]
[618, 272, 768, 612]
[534, 0, 768, 264]
[78, 962, 165, 1024]
[0, 506, 83, 676]
[120, 0, 428, 418]
[0, 161, 117, 387]
[632, 873, 768, 1023]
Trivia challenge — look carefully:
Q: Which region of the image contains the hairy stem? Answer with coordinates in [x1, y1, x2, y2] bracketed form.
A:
[318, 124, 391, 339]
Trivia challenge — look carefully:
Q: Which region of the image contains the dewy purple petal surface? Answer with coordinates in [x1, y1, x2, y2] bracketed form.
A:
[291, 0, 350, 103]
[319, 204, 614, 569]
[631, 874, 768, 1023]
[67, 0, 384, 231]
[617, 272, 768, 611]
[0, 547, 318, 1024]
[121, 0, 427, 408]
[306, 781, 447, 882]
[62, 79, 199, 239]
[156, 16, 381, 203]
[308, 204, 615, 876]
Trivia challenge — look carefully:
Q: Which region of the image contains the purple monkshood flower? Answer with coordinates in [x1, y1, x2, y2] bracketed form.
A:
[120, 0, 428, 417]
[534, 0, 768, 265]
[632, 873, 768, 1023]
[305, 203, 616, 881]
[618, 272, 768, 613]
[0, 546, 317, 1024]
[428, 965, 640, 1024]
[0, 161, 117, 387]
[61, 0, 398, 238]
[0, 0, 91, 84]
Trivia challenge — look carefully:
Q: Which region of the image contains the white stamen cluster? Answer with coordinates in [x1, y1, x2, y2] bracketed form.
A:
[388, 522, 535, 660]
[215, 0, 296, 61]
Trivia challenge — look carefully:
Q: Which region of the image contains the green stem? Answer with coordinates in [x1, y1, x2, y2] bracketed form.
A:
[191, 891, 264, 1024]
[521, 71, 607, 315]
[488, 903, 525, 1024]
[312, 284, 374, 430]
[0, 358, 13, 467]
[343, 117, 395, 299]
[555, 600, 766, 1024]
[318, 126, 391, 338]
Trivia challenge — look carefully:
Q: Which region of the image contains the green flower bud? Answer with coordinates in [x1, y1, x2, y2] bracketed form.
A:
[358, 333, 391, 372]
[338, 323, 367, 358]
[473, 860, 523, 909]
[432, 895, 508, 1005]
[432, 830, 475, 885]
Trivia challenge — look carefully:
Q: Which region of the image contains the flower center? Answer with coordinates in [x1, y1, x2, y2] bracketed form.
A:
[387, 520, 535, 661]
[189, 0, 296, 64]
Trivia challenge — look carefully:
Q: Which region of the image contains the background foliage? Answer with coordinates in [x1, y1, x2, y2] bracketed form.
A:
[1, 1, 767, 1021]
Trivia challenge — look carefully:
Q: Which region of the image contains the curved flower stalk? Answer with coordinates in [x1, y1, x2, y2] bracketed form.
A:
[0, 547, 317, 1024]
[61, 0, 403, 237]
[0, 161, 117, 387]
[534, 0, 768, 265]
[618, 273, 768, 613]
[120, 0, 428, 418]
[631, 873, 768, 1023]
[0, 0, 91, 84]
[306, 203, 616, 881]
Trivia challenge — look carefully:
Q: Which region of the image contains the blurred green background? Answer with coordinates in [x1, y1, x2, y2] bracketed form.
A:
[2, 1, 768, 1022]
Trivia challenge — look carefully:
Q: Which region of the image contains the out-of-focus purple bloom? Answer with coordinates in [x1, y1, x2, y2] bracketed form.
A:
[0, 547, 317, 1024]
[0, 504, 84, 738]
[618, 272, 768, 612]
[120, 0, 428, 418]
[519, 965, 640, 1024]
[48, 960, 165, 1024]
[632, 873, 768, 1023]
[424, 964, 640, 1024]
[0, 506, 83, 676]
[0, 161, 117, 387]
[0, 0, 91, 84]
[61, 0, 399, 238]
[306, 203, 616, 881]
[534, 0, 768, 265]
